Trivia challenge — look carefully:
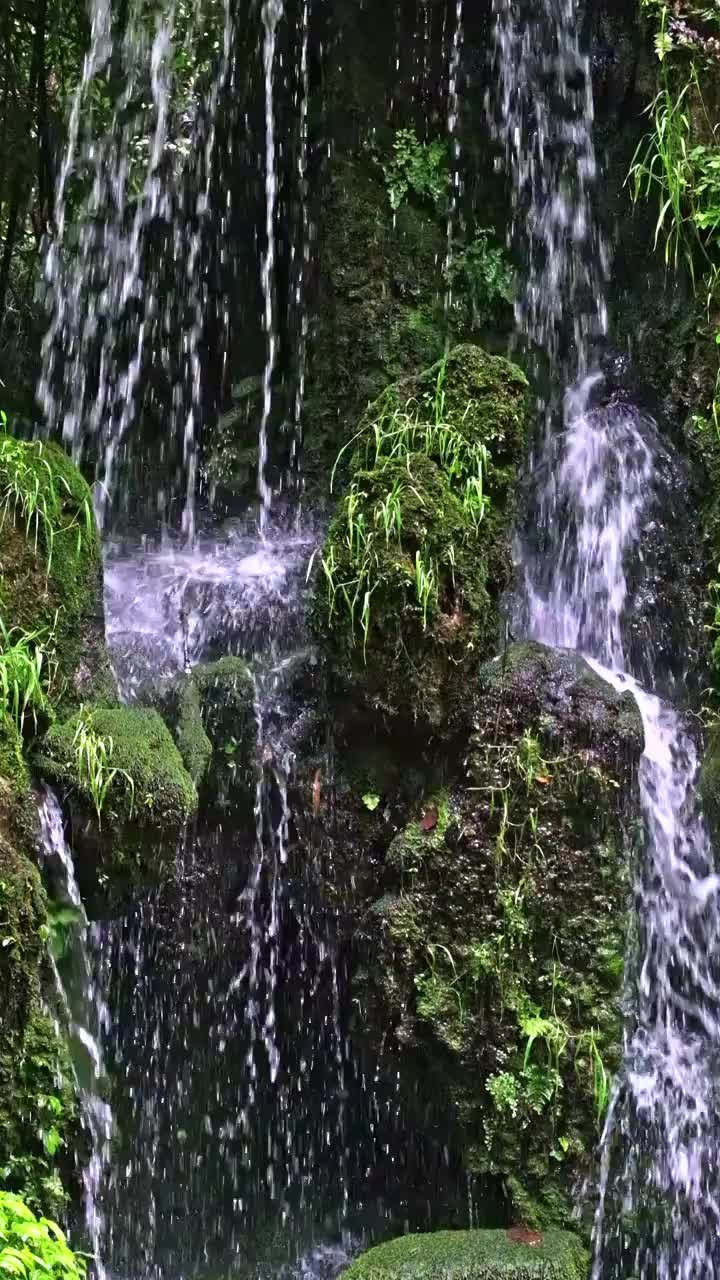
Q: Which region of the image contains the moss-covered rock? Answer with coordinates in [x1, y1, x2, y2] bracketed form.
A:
[173, 679, 214, 788]
[312, 346, 528, 729]
[37, 707, 197, 900]
[0, 720, 44, 1043]
[341, 1230, 588, 1280]
[302, 153, 514, 498]
[0, 719, 76, 1216]
[0, 1006, 77, 1217]
[0, 438, 115, 712]
[352, 643, 641, 1229]
[699, 728, 720, 844]
[162, 657, 256, 801]
[190, 657, 255, 794]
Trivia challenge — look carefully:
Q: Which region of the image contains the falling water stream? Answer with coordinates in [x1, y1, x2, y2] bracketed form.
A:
[492, 0, 720, 1276]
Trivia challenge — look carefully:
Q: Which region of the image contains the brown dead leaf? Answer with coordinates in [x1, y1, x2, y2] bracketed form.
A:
[420, 806, 438, 832]
[507, 1227, 544, 1247]
[534, 774, 552, 785]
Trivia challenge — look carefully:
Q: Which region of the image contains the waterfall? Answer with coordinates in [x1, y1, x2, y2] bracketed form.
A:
[492, 1, 720, 1275]
[443, 0, 464, 318]
[37, 786, 112, 1280]
[37, 0, 233, 530]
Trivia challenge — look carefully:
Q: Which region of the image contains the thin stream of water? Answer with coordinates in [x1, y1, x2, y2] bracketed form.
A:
[257, 0, 285, 532]
[37, 786, 112, 1280]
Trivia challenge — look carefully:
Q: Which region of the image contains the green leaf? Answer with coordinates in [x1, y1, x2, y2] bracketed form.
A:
[362, 792, 381, 812]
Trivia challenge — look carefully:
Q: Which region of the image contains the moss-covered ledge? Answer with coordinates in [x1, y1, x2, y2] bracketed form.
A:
[341, 1230, 588, 1280]
[36, 707, 197, 903]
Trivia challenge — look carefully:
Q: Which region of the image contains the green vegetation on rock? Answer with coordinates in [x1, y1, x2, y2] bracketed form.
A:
[0, 434, 115, 712]
[0, 1191, 86, 1280]
[341, 1230, 588, 1280]
[312, 345, 528, 728]
[353, 643, 640, 1227]
[0, 694, 76, 1216]
[164, 657, 255, 798]
[38, 707, 197, 895]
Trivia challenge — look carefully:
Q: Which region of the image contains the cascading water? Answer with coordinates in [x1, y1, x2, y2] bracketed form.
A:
[492, 1, 720, 1276]
[37, 0, 233, 529]
[488, 0, 609, 382]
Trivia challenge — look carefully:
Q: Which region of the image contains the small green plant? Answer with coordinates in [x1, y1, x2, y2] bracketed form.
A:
[72, 713, 135, 825]
[316, 363, 489, 657]
[0, 1192, 87, 1280]
[486, 1071, 520, 1118]
[383, 128, 449, 214]
[446, 229, 515, 329]
[0, 618, 56, 732]
[576, 1028, 611, 1123]
[0, 427, 93, 577]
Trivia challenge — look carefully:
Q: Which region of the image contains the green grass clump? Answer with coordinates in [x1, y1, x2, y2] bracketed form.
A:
[0, 431, 113, 710]
[312, 344, 528, 727]
[341, 1230, 588, 1280]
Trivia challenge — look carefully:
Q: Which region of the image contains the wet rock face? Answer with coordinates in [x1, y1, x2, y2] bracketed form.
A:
[623, 419, 707, 694]
[345, 642, 641, 1230]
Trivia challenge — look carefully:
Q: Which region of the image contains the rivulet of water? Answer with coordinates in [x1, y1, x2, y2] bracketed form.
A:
[443, 0, 464, 319]
[37, 786, 113, 1280]
[258, 0, 285, 531]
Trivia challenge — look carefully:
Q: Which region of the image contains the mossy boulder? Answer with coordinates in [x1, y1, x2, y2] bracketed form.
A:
[479, 643, 644, 760]
[353, 644, 641, 1228]
[312, 346, 529, 730]
[163, 657, 256, 800]
[341, 1230, 588, 1280]
[0, 438, 115, 712]
[37, 707, 197, 901]
[0, 1006, 77, 1217]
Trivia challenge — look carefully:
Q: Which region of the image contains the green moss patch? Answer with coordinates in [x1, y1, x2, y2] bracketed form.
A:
[37, 707, 197, 897]
[342, 1230, 588, 1280]
[163, 657, 256, 799]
